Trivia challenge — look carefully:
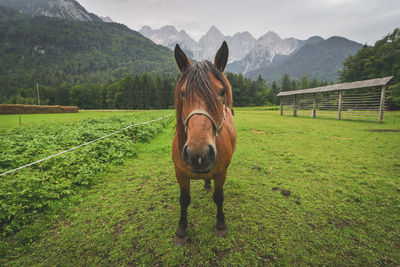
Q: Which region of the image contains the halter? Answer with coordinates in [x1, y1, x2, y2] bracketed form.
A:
[183, 109, 226, 137]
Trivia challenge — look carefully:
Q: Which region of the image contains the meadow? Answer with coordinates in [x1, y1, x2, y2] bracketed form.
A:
[0, 110, 155, 130]
[1, 109, 399, 266]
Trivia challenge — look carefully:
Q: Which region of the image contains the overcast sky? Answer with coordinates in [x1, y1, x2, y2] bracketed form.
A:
[79, 0, 399, 44]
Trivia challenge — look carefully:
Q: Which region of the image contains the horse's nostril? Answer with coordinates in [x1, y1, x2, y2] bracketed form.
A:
[208, 145, 216, 162]
[182, 145, 189, 163]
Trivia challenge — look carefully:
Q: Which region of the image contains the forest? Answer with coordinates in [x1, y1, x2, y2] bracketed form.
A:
[339, 28, 400, 109]
[0, 6, 176, 103]
[5, 72, 331, 109]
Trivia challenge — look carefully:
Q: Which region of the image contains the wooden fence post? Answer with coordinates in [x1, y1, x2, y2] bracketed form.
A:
[293, 95, 297, 117]
[312, 93, 316, 118]
[379, 85, 386, 122]
[338, 90, 342, 120]
[132, 125, 136, 143]
[280, 96, 283, 116]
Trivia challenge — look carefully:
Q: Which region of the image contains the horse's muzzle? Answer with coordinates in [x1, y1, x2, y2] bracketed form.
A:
[182, 144, 216, 173]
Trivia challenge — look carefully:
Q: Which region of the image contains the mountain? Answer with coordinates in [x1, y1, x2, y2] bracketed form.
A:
[246, 36, 362, 82]
[229, 31, 257, 62]
[197, 25, 226, 61]
[100, 16, 113, 23]
[0, 6, 177, 103]
[0, 0, 102, 22]
[139, 25, 199, 58]
[140, 24, 362, 82]
[139, 25, 256, 63]
[226, 31, 307, 74]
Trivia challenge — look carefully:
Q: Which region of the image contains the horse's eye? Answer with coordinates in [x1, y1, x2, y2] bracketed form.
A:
[181, 91, 185, 98]
[220, 90, 225, 97]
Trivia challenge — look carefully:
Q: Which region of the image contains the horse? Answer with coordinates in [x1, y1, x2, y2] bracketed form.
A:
[172, 41, 237, 246]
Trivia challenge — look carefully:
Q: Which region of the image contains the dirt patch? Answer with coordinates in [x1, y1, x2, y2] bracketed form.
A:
[212, 248, 230, 260]
[259, 254, 276, 264]
[252, 129, 265, 134]
[147, 206, 155, 212]
[368, 129, 400, 132]
[280, 189, 291, 197]
[251, 165, 262, 171]
[113, 222, 123, 236]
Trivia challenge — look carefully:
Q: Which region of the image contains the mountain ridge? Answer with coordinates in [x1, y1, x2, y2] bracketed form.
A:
[139, 25, 258, 63]
[140, 24, 362, 82]
[0, 0, 102, 22]
[246, 36, 362, 82]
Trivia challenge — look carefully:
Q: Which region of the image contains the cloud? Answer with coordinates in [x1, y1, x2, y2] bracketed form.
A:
[78, 0, 400, 44]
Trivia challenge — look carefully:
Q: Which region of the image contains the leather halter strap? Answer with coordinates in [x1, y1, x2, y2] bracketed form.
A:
[183, 109, 225, 137]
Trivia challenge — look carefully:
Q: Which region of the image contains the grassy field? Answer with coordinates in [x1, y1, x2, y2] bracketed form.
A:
[0, 110, 154, 129]
[1, 109, 399, 266]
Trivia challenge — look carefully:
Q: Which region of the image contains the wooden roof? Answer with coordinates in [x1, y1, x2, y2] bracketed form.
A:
[277, 76, 393, 97]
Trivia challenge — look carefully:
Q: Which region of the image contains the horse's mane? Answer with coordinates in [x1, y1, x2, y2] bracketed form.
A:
[174, 61, 232, 150]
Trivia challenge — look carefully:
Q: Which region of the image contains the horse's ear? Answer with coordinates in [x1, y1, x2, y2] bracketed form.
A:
[174, 44, 191, 73]
[214, 41, 229, 72]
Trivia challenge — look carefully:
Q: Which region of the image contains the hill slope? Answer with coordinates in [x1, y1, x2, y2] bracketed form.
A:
[247, 36, 362, 82]
[0, 6, 177, 102]
[0, 0, 102, 21]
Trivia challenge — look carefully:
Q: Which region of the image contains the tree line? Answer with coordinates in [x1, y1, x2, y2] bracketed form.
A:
[339, 28, 400, 110]
[6, 72, 330, 109]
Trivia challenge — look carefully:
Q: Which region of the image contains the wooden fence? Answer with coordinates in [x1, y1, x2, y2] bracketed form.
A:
[277, 77, 393, 122]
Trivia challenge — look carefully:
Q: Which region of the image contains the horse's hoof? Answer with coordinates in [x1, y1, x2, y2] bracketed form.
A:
[214, 227, 227, 237]
[204, 185, 212, 192]
[173, 234, 188, 246]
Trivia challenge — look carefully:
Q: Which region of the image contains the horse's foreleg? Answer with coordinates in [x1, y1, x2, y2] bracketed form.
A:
[204, 179, 212, 192]
[177, 187, 190, 236]
[174, 176, 190, 246]
[213, 172, 227, 237]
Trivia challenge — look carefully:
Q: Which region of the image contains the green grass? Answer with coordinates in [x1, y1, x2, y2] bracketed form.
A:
[0, 110, 155, 129]
[1, 110, 399, 266]
[0, 111, 173, 234]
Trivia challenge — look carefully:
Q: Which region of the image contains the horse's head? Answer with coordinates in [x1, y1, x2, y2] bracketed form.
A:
[174, 41, 232, 173]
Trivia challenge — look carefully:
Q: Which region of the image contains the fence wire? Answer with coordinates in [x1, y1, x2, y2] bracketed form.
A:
[280, 87, 385, 121]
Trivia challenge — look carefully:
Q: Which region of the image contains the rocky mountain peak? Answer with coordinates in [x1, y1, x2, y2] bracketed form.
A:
[208, 25, 223, 34]
[0, 0, 102, 22]
[159, 25, 179, 35]
[258, 31, 281, 44]
[100, 16, 113, 23]
[138, 25, 199, 58]
[232, 31, 255, 40]
[200, 25, 225, 41]
[197, 26, 227, 61]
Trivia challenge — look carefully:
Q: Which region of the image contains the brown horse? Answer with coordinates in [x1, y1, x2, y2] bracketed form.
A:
[172, 41, 237, 246]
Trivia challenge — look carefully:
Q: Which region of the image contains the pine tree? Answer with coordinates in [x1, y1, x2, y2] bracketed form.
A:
[281, 74, 291, 91]
[310, 78, 319, 88]
[291, 80, 298, 91]
[300, 75, 309, 89]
